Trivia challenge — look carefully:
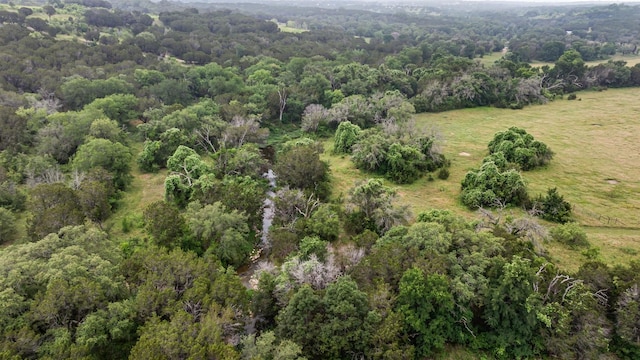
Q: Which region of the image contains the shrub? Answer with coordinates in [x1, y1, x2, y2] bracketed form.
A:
[487, 127, 553, 170]
[437, 167, 450, 180]
[0, 207, 16, 244]
[550, 222, 589, 249]
[536, 187, 572, 223]
[460, 161, 529, 209]
[299, 236, 329, 261]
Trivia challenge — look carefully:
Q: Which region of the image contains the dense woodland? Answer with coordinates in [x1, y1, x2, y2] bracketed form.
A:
[1, 0, 640, 359]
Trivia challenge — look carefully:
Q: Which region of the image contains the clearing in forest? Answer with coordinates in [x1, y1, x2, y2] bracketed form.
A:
[322, 87, 640, 271]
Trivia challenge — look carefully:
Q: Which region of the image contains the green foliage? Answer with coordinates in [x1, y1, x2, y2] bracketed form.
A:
[37, 108, 104, 164]
[487, 127, 553, 171]
[27, 183, 84, 241]
[535, 187, 572, 223]
[213, 143, 267, 179]
[84, 94, 140, 125]
[461, 161, 529, 209]
[276, 277, 374, 359]
[397, 268, 455, 357]
[241, 331, 307, 360]
[305, 204, 340, 241]
[88, 118, 125, 142]
[347, 178, 410, 234]
[143, 201, 187, 249]
[550, 222, 590, 249]
[72, 138, 132, 190]
[298, 236, 328, 261]
[274, 143, 330, 200]
[0, 207, 16, 244]
[483, 256, 543, 358]
[138, 128, 190, 172]
[185, 201, 253, 268]
[350, 128, 446, 184]
[0, 225, 124, 357]
[60, 77, 134, 111]
[333, 120, 361, 154]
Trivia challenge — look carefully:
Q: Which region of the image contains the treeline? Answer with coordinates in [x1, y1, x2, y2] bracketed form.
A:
[4, 204, 640, 359]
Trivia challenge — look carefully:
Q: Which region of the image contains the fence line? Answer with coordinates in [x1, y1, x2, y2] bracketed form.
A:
[573, 204, 630, 227]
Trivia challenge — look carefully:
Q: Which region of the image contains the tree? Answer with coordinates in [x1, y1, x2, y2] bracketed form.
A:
[301, 104, 329, 133]
[164, 146, 209, 207]
[72, 138, 132, 190]
[143, 201, 186, 249]
[549, 222, 589, 249]
[276, 277, 374, 359]
[483, 256, 542, 358]
[241, 331, 307, 360]
[185, 201, 253, 268]
[274, 143, 330, 200]
[129, 309, 239, 360]
[487, 127, 553, 171]
[84, 94, 140, 126]
[43, 5, 56, 19]
[461, 161, 529, 209]
[0, 207, 16, 244]
[27, 183, 84, 241]
[88, 118, 125, 142]
[397, 268, 455, 357]
[552, 49, 586, 92]
[333, 121, 361, 154]
[535, 187, 572, 223]
[346, 179, 410, 234]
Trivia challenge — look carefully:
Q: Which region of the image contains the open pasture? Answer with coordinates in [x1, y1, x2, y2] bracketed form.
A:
[322, 88, 640, 270]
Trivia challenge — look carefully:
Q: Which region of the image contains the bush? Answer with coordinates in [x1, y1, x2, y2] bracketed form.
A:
[437, 167, 450, 180]
[299, 236, 329, 261]
[487, 127, 553, 170]
[535, 187, 572, 223]
[550, 222, 589, 249]
[460, 161, 529, 209]
[0, 207, 16, 244]
[567, 93, 577, 100]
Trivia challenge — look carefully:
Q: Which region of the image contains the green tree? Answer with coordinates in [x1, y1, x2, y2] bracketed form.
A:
[346, 178, 410, 234]
[72, 138, 132, 190]
[185, 201, 253, 268]
[333, 121, 361, 154]
[143, 201, 187, 249]
[461, 161, 529, 209]
[88, 118, 125, 143]
[84, 94, 140, 125]
[27, 183, 84, 241]
[397, 268, 455, 357]
[536, 187, 572, 223]
[274, 143, 330, 200]
[129, 309, 239, 360]
[487, 127, 553, 171]
[483, 256, 542, 358]
[0, 207, 16, 244]
[549, 222, 589, 249]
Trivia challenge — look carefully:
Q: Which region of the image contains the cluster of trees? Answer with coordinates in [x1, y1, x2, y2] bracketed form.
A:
[4, 206, 640, 359]
[461, 127, 572, 224]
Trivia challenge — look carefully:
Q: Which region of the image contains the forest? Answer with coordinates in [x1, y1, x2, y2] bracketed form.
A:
[0, 0, 640, 358]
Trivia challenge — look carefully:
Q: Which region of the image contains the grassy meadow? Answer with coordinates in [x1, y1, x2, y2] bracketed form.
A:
[478, 51, 640, 68]
[322, 88, 640, 271]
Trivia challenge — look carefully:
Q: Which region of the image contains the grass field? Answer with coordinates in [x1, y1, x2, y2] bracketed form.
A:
[478, 51, 640, 68]
[322, 87, 640, 271]
[276, 23, 308, 33]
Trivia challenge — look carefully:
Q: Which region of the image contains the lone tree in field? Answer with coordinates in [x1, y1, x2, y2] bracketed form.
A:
[487, 127, 553, 171]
